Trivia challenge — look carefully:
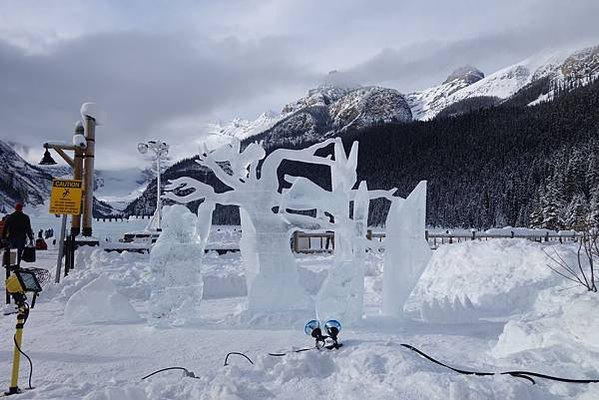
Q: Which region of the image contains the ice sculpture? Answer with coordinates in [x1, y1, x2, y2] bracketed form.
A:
[149, 204, 210, 326]
[165, 138, 340, 313]
[313, 139, 395, 324]
[164, 136, 429, 320]
[382, 181, 432, 317]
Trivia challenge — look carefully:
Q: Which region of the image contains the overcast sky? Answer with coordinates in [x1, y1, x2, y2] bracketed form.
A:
[1, 0, 598, 169]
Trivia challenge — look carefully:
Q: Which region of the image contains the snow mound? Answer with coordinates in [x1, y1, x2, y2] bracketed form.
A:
[493, 286, 599, 358]
[41, 247, 152, 303]
[64, 275, 141, 325]
[408, 240, 557, 319]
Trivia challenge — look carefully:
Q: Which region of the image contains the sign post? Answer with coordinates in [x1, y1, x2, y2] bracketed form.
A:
[50, 179, 82, 283]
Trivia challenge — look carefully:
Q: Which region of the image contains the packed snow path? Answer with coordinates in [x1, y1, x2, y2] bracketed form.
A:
[2, 241, 599, 399]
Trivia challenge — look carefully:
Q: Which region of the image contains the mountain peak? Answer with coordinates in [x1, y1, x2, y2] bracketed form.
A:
[443, 65, 484, 85]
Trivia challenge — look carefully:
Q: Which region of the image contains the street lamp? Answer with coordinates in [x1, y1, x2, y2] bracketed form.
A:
[138, 140, 169, 231]
[39, 148, 58, 165]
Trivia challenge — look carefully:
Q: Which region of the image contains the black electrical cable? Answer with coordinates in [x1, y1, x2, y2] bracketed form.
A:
[268, 347, 316, 357]
[141, 367, 201, 380]
[224, 352, 254, 366]
[400, 344, 599, 385]
[13, 334, 33, 390]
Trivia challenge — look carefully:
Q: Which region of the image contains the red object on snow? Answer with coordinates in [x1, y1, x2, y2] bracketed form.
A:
[35, 238, 48, 251]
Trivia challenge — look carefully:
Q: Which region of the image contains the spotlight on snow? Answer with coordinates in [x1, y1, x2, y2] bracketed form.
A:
[304, 319, 320, 336]
[324, 319, 341, 339]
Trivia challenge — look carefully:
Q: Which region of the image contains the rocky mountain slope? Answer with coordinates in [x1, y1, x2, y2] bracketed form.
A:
[409, 45, 599, 120]
[0, 140, 121, 217]
[212, 84, 412, 148]
[0, 140, 53, 212]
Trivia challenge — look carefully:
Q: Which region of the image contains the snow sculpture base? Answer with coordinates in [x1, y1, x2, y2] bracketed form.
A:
[316, 259, 364, 324]
[382, 181, 432, 317]
[240, 208, 312, 313]
[149, 205, 209, 327]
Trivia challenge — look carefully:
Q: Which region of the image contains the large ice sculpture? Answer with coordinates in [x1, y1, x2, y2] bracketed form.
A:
[382, 181, 432, 317]
[149, 204, 211, 326]
[164, 136, 429, 320]
[313, 139, 395, 324]
[165, 138, 340, 314]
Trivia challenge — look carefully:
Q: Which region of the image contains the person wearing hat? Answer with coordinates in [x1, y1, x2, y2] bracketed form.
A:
[2, 202, 34, 266]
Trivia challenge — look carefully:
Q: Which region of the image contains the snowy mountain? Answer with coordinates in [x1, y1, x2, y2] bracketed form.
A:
[0, 140, 53, 212]
[210, 45, 599, 141]
[209, 111, 284, 142]
[407, 65, 487, 120]
[409, 45, 599, 120]
[94, 168, 154, 211]
[211, 84, 412, 147]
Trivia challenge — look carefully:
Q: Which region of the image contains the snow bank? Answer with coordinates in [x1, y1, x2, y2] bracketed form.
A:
[41, 247, 152, 303]
[493, 287, 599, 358]
[408, 239, 557, 321]
[64, 275, 141, 324]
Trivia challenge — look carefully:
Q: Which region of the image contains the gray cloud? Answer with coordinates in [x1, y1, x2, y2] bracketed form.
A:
[0, 32, 318, 168]
[0, 0, 598, 168]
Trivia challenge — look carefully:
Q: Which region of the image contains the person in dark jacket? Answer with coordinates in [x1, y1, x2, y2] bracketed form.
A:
[2, 202, 34, 265]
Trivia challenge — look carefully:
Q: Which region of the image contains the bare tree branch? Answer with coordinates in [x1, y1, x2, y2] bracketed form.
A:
[543, 227, 598, 292]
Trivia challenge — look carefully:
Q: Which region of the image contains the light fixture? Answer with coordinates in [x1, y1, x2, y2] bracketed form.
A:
[39, 148, 57, 165]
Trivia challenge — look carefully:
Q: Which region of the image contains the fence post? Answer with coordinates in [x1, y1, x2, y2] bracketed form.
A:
[425, 230, 429, 242]
[472, 231, 475, 240]
[292, 231, 299, 253]
[545, 232, 549, 242]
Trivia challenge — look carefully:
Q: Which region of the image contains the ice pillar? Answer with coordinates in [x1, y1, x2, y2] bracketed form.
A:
[382, 181, 432, 317]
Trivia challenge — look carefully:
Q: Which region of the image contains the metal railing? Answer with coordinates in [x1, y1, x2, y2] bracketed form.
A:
[291, 230, 582, 252]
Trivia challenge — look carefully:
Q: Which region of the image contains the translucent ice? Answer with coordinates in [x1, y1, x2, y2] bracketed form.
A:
[165, 138, 340, 314]
[382, 181, 432, 317]
[164, 137, 423, 321]
[149, 204, 208, 326]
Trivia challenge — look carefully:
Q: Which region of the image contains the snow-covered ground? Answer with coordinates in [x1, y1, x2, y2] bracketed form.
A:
[2, 238, 599, 399]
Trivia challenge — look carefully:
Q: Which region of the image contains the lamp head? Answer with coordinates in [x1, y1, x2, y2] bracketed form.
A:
[73, 134, 86, 149]
[39, 147, 57, 165]
[137, 143, 149, 155]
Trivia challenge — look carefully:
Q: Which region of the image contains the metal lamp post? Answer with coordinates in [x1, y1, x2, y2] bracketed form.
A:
[138, 140, 169, 231]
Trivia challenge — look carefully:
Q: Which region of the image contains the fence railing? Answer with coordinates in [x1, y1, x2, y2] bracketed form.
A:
[291, 230, 583, 253]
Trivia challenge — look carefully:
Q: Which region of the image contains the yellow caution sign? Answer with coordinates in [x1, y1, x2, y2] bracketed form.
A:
[49, 179, 83, 215]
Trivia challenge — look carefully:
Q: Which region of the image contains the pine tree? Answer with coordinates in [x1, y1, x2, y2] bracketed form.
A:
[542, 180, 561, 230]
[529, 189, 544, 228]
[588, 188, 599, 228]
[564, 149, 586, 200]
[564, 194, 588, 231]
